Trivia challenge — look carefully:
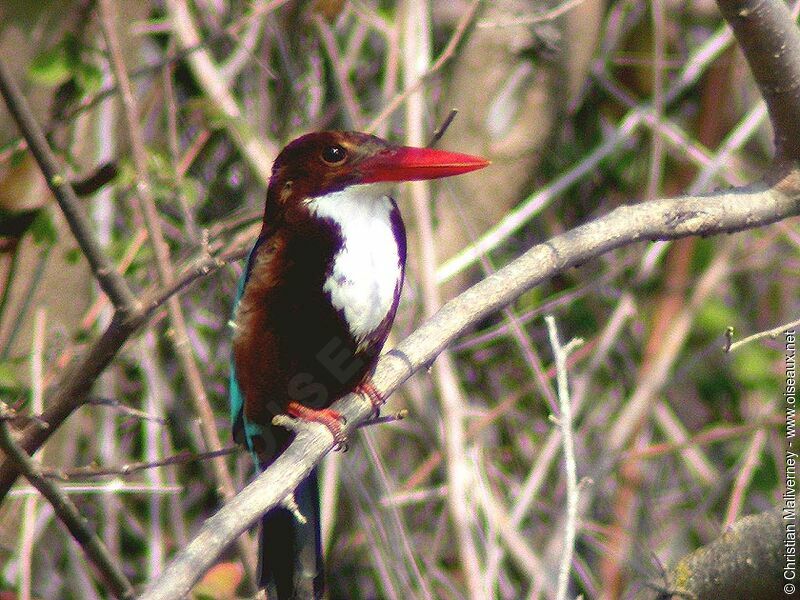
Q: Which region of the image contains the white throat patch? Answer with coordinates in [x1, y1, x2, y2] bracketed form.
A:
[306, 183, 403, 342]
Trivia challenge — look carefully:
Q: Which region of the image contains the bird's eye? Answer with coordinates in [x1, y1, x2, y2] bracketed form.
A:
[321, 145, 347, 164]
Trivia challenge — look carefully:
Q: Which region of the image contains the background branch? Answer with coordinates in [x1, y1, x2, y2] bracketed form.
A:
[632, 509, 788, 599]
[0, 241, 242, 501]
[0, 404, 135, 599]
[545, 317, 583, 600]
[716, 0, 800, 166]
[97, 0, 258, 583]
[0, 60, 137, 313]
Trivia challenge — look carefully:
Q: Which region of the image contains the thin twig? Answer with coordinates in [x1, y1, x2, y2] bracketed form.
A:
[366, 0, 482, 133]
[725, 315, 800, 352]
[474, 474, 552, 593]
[605, 243, 735, 457]
[627, 417, 781, 460]
[17, 308, 46, 600]
[165, 0, 275, 184]
[477, 0, 588, 28]
[545, 316, 584, 600]
[403, 1, 484, 596]
[162, 55, 201, 243]
[362, 431, 435, 599]
[41, 447, 238, 481]
[0, 404, 135, 599]
[313, 14, 364, 129]
[0, 245, 52, 360]
[0, 245, 21, 345]
[723, 428, 767, 527]
[86, 396, 166, 424]
[427, 109, 458, 147]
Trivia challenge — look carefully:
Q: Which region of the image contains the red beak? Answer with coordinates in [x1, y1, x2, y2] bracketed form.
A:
[359, 146, 490, 183]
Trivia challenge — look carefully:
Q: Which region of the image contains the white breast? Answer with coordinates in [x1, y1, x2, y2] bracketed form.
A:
[306, 183, 403, 342]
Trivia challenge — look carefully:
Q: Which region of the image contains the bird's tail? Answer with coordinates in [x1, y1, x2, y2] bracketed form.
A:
[259, 468, 324, 600]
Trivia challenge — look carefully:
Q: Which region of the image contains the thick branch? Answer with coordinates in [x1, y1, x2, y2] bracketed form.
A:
[140, 179, 800, 599]
[633, 509, 788, 599]
[0, 60, 138, 313]
[717, 0, 800, 164]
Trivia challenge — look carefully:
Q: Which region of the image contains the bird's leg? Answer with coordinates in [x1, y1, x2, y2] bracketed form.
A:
[286, 402, 348, 451]
[355, 379, 384, 417]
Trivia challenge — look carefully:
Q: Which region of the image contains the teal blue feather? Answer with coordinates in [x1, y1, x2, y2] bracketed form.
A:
[229, 241, 267, 461]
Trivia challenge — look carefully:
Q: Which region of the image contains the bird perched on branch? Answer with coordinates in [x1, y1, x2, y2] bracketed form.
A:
[229, 131, 488, 598]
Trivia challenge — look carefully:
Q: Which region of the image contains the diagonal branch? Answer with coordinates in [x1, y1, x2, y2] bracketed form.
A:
[140, 177, 800, 600]
[437, 0, 800, 281]
[164, 0, 276, 184]
[0, 242, 246, 502]
[716, 0, 800, 166]
[0, 404, 135, 599]
[0, 60, 138, 314]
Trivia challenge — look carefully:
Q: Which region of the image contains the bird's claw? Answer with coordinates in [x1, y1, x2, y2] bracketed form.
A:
[286, 402, 349, 452]
[356, 380, 384, 418]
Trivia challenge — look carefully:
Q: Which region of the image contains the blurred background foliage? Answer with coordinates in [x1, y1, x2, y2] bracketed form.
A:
[0, 0, 794, 598]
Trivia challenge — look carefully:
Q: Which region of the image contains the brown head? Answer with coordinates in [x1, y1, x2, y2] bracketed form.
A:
[262, 131, 489, 226]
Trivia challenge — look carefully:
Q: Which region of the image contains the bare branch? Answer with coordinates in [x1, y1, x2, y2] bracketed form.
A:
[0, 404, 135, 600]
[402, 2, 484, 596]
[0, 241, 243, 501]
[164, 0, 276, 184]
[366, 0, 482, 133]
[436, 18, 743, 282]
[633, 510, 787, 599]
[98, 0, 259, 583]
[477, 0, 589, 28]
[141, 177, 800, 599]
[0, 60, 138, 314]
[41, 447, 237, 481]
[726, 315, 800, 352]
[545, 317, 583, 600]
[427, 109, 458, 147]
[716, 0, 800, 166]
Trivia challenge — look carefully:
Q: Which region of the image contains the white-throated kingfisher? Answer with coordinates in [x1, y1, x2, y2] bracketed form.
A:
[229, 131, 488, 599]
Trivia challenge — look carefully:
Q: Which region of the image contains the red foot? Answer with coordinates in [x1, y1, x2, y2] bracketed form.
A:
[356, 379, 384, 416]
[286, 402, 348, 450]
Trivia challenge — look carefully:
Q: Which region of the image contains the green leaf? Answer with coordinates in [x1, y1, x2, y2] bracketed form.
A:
[0, 362, 17, 389]
[148, 150, 172, 178]
[28, 46, 71, 87]
[75, 62, 103, 95]
[180, 177, 200, 207]
[64, 247, 82, 264]
[29, 211, 58, 246]
[9, 148, 26, 168]
[184, 98, 231, 130]
[138, 16, 170, 33]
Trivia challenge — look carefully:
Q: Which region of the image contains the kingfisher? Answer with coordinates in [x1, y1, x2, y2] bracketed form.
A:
[229, 131, 488, 599]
